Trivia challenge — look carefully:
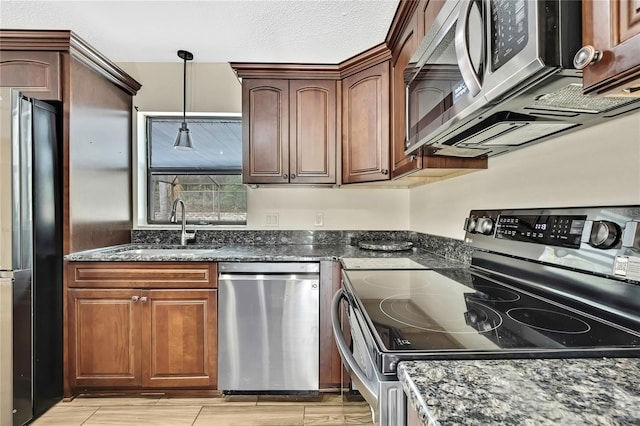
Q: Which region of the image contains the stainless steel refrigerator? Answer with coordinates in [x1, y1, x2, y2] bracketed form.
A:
[0, 87, 63, 426]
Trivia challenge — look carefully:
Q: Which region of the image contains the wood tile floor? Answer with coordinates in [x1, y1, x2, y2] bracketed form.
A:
[31, 393, 375, 426]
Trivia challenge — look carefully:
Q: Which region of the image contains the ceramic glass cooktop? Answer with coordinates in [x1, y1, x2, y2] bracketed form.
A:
[341, 258, 428, 270]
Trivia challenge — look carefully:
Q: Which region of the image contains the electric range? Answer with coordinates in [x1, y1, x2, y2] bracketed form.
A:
[332, 205, 640, 425]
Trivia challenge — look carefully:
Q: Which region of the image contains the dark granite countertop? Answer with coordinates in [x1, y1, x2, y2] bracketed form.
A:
[398, 358, 640, 425]
[64, 243, 467, 269]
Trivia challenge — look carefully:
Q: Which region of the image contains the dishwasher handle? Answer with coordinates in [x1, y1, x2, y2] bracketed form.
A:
[219, 262, 319, 274]
[331, 289, 378, 407]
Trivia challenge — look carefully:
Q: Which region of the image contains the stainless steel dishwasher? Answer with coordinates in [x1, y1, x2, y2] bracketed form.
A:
[218, 262, 320, 392]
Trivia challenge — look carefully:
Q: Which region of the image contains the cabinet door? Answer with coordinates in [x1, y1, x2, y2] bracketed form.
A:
[0, 51, 61, 100]
[289, 80, 337, 184]
[391, 13, 421, 179]
[582, 0, 640, 94]
[342, 61, 391, 184]
[67, 289, 142, 388]
[141, 289, 217, 388]
[242, 79, 290, 183]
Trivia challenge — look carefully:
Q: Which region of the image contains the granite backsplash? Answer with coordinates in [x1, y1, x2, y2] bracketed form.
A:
[130, 229, 473, 265]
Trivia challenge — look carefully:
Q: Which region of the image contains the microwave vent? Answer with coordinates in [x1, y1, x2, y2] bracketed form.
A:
[458, 121, 577, 147]
[532, 84, 637, 114]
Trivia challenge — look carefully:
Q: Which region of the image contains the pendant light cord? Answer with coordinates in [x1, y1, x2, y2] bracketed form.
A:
[182, 54, 187, 127]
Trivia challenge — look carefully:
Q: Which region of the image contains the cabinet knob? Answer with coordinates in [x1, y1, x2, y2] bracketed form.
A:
[283, 173, 288, 179]
[573, 45, 602, 70]
[381, 169, 389, 175]
[131, 296, 139, 302]
[140, 296, 148, 303]
[290, 173, 296, 180]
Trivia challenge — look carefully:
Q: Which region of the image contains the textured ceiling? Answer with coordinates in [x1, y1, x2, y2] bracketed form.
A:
[0, 0, 399, 63]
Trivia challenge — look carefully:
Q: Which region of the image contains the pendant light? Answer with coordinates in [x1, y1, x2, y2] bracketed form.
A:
[174, 49, 194, 150]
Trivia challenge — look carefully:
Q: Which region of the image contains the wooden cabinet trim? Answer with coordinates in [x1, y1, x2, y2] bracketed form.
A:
[231, 43, 392, 81]
[339, 43, 392, 79]
[386, 0, 421, 59]
[231, 63, 341, 79]
[0, 51, 61, 100]
[67, 262, 217, 288]
[0, 30, 141, 95]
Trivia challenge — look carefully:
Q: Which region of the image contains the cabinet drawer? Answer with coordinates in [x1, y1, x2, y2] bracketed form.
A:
[67, 262, 217, 288]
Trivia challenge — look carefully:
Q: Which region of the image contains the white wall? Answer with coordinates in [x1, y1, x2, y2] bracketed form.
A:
[118, 62, 242, 112]
[248, 187, 409, 230]
[119, 62, 408, 230]
[409, 111, 640, 240]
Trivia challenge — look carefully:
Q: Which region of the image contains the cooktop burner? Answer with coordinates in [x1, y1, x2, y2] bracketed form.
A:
[467, 285, 520, 302]
[344, 269, 640, 353]
[379, 295, 502, 334]
[506, 308, 591, 334]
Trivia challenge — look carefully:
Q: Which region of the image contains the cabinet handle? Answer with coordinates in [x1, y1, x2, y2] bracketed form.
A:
[381, 169, 389, 175]
[573, 45, 602, 70]
[140, 296, 148, 303]
[283, 173, 289, 179]
[290, 173, 296, 180]
[131, 296, 139, 302]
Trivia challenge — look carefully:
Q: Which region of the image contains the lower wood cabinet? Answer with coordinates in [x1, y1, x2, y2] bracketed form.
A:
[65, 262, 217, 395]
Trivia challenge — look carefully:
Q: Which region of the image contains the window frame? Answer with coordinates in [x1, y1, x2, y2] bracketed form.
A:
[134, 111, 246, 229]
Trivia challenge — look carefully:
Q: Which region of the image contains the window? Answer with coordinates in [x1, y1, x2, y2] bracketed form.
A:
[144, 115, 246, 225]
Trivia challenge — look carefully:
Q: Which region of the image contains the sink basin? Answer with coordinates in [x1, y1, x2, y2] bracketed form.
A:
[116, 247, 218, 256]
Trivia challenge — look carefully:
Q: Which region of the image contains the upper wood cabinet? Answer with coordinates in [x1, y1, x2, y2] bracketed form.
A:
[581, 0, 640, 95]
[342, 61, 391, 184]
[390, 11, 420, 179]
[0, 50, 61, 100]
[1, 30, 141, 255]
[241, 78, 337, 184]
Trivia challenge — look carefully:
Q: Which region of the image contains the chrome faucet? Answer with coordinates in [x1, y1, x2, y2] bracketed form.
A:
[170, 198, 196, 246]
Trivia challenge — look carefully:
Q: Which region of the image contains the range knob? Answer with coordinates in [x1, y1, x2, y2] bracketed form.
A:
[476, 217, 495, 235]
[589, 220, 621, 249]
[465, 216, 478, 233]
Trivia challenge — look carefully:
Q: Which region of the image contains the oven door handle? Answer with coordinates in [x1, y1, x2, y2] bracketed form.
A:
[331, 289, 378, 406]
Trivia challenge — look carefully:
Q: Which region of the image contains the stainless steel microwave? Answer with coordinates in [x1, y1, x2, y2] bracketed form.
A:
[404, 0, 640, 158]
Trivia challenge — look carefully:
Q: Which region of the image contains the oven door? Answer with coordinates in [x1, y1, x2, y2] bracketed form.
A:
[331, 289, 405, 426]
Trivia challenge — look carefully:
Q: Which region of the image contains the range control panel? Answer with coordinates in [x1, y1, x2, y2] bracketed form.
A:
[464, 206, 640, 282]
[495, 215, 586, 248]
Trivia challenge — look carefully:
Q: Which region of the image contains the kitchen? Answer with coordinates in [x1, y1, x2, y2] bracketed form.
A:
[1, 0, 640, 425]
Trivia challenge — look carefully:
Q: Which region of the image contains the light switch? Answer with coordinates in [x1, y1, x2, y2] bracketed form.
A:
[314, 212, 324, 227]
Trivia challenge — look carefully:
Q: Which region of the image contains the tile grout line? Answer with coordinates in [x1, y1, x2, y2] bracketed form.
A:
[191, 405, 205, 426]
[78, 406, 100, 426]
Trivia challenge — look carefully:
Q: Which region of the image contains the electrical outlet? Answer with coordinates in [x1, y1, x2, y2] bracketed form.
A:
[266, 213, 279, 227]
[314, 212, 324, 227]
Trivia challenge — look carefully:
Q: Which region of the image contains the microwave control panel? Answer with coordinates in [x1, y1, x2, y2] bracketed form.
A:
[491, 0, 529, 71]
[495, 215, 587, 248]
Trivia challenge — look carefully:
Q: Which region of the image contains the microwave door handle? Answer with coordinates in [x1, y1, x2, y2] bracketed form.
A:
[455, 0, 482, 97]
